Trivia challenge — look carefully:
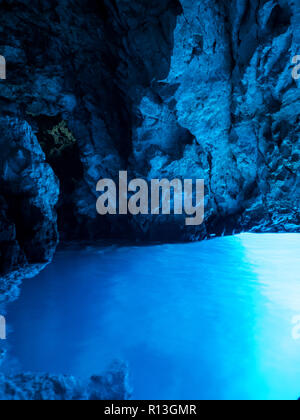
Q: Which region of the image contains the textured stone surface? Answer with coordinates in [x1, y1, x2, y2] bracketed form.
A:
[0, 362, 131, 400]
[0, 117, 59, 302]
[130, 0, 300, 238]
[0, 0, 299, 288]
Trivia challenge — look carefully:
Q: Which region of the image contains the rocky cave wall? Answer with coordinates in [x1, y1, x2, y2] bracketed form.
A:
[0, 0, 299, 297]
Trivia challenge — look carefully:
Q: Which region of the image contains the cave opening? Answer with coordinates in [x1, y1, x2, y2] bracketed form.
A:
[28, 115, 85, 240]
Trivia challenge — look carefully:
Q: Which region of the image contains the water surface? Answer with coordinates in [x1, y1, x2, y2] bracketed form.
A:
[3, 234, 300, 400]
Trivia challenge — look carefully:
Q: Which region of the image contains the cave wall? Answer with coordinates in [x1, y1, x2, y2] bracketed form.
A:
[0, 0, 299, 295]
[129, 0, 299, 239]
[0, 117, 59, 302]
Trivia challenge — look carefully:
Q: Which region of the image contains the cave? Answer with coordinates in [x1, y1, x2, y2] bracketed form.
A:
[0, 0, 299, 402]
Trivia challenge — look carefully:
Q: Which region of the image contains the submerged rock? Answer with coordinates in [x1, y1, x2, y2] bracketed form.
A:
[0, 362, 131, 401]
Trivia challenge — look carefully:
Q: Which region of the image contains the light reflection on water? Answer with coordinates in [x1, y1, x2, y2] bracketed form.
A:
[2, 234, 300, 400]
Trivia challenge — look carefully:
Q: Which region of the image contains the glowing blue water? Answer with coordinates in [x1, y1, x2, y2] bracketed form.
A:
[4, 234, 300, 400]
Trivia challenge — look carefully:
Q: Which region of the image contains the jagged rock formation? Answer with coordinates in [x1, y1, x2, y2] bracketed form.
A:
[131, 0, 300, 238]
[0, 362, 131, 400]
[0, 0, 299, 292]
[0, 117, 59, 302]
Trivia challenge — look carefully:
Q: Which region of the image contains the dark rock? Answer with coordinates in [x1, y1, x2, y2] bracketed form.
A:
[0, 117, 59, 302]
